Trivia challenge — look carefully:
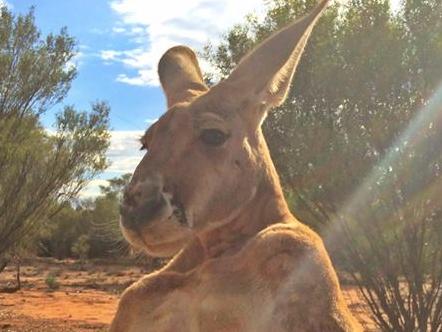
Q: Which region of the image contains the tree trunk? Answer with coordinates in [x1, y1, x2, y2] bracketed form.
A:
[15, 256, 21, 290]
[0, 258, 9, 274]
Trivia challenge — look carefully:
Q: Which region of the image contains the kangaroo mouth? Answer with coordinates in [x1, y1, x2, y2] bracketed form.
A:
[169, 193, 188, 226]
[120, 188, 188, 230]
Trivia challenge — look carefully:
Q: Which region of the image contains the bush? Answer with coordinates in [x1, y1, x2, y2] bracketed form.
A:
[0, 7, 110, 262]
[71, 235, 91, 260]
[339, 199, 442, 331]
[45, 273, 59, 290]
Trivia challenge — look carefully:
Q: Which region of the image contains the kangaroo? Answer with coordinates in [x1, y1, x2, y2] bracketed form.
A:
[111, 1, 362, 331]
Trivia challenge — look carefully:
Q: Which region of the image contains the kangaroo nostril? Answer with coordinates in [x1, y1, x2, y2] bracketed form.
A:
[123, 188, 136, 207]
[123, 182, 149, 207]
[163, 184, 170, 193]
[120, 193, 166, 230]
[120, 178, 167, 229]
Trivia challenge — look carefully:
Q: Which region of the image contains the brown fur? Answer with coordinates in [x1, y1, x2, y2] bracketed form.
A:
[111, 1, 362, 331]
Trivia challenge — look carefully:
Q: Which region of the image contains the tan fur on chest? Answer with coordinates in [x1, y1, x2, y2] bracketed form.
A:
[111, 224, 358, 332]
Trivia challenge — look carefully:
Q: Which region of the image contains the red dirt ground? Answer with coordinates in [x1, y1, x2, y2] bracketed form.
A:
[0, 258, 376, 331]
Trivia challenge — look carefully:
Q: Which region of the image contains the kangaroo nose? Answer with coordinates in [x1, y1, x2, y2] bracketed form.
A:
[120, 180, 166, 230]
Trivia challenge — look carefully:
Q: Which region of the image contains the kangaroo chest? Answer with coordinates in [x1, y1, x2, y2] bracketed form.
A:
[111, 224, 352, 332]
[124, 255, 289, 332]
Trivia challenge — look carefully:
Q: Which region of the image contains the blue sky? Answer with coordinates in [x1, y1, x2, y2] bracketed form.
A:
[2, 0, 269, 196]
[2, 0, 401, 197]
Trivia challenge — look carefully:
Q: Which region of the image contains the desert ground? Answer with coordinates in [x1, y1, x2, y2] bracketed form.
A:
[0, 258, 376, 331]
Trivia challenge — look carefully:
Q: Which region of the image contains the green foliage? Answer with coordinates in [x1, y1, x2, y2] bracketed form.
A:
[39, 204, 83, 259]
[0, 7, 111, 260]
[340, 200, 442, 332]
[38, 174, 131, 260]
[45, 273, 59, 290]
[0, 7, 76, 116]
[99, 173, 132, 200]
[71, 234, 91, 260]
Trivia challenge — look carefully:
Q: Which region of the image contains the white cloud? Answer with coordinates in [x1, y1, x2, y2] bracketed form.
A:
[65, 51, 85, 71]
[103, 0, 266, 86]
[106, 130, 145, 173]
[79, 179, 110, 199]
[116, 72, 151, 86]
[0, 0, 11, 9]
[100, 49, 124, 61]
[145, 118, 158, 124]
[390, 0, 401, 12]
[112, 26, 127, 34]
[78, 130, 144, 198]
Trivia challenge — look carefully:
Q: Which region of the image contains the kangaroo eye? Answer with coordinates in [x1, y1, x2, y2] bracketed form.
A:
[200, 129, 229, 146]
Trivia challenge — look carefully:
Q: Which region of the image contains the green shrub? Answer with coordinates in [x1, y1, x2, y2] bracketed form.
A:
[71, 234, 91, 260]
[45, 273, 59, 290]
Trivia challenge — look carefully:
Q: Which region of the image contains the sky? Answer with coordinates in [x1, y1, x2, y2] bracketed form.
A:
[2, 0, 401, 197]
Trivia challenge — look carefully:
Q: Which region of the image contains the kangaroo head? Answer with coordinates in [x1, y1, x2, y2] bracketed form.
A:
[120, 0, 329, 257]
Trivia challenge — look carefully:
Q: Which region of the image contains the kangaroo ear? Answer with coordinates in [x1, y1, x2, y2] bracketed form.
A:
[158, 46, 208, 108]
[222, 0, 329, 110]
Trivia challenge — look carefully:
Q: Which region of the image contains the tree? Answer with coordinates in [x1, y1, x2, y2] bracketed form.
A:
[0, 7, 110, 265]
[204, 0, 442, 330]
[87, 173, 131, 258]
[38, 173, 131, 259]
[71, 234, 90, 260]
